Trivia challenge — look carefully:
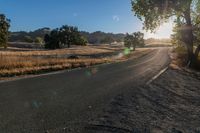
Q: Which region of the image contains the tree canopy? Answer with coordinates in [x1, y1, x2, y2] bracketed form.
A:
[44, 25, 87, 49]
[131, 0, 200, 67]
[132, 0, 193, 32]
[124, 32, 145, 50]
[0, 14, 10, 48]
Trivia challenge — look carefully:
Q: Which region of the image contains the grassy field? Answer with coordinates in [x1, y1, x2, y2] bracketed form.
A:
[0, 45, 152, 78]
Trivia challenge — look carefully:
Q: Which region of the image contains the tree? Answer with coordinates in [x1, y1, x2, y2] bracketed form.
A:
[75, 36, 88, 46]
[45, 29, 61, 49]
[134, 32, 145, 47]
[59, 25, 87, 47]
[124, 32, 145, 51]
[131, 0, 199, 67]
[44, 34, 50, 48]
[124, 33, 135, 50]
[35, 37, 43, 44]
[0, 14, 10, 49]
[171, 17, 185, 47]
[44, 25, 87, 49]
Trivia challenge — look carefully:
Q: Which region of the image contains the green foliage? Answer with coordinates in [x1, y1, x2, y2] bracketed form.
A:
[44, 25, 87, 49]
[75, 36, 88, 46]
[131, 0, 192, 32]
[124, 34, 134, 49]
[124, 32, 145, 50]
[192, 1, 200, 47]
[35, 37, 43, 44]
[170, 0, 200, 47]
[9, 29, 125, 45]
[134, 32, 145, 47]
[131, 0, 200, 67]
[171, 17, 185, 46]
[0, 14, 10, 48]
[81, 31, 125, 44]
[44, 29, 61, 49]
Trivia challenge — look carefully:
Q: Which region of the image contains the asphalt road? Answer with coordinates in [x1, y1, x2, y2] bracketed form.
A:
[0, 47, 170, 133]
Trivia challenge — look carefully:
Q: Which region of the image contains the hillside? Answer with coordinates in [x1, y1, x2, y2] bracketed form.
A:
[9, 28, 126, 44]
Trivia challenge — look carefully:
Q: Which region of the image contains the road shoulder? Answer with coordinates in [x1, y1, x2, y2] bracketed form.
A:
[84, 67, 200, 133]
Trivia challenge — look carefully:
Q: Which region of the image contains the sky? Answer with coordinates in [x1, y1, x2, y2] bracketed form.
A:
[0, 0, 173, 38]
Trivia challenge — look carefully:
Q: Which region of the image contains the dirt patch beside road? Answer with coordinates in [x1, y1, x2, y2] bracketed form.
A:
[85, 68, 200, 133]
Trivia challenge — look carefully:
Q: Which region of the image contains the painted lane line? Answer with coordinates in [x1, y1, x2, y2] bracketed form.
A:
[146, 67, 169, 85]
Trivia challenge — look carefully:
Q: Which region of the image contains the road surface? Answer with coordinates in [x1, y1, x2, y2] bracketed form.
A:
[0, 48, 170, 133]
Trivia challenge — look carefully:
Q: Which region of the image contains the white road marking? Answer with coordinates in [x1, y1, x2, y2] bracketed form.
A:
[146, 67, 169, 85]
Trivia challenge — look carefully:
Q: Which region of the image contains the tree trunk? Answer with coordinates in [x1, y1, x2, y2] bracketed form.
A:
[186, 44, 194, 67]
[195, 45, 200, 59]
[183, 3, 195, 67]
[194, 45, 200, 67]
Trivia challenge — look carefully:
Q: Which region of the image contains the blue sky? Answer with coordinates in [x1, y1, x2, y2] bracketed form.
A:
[0, 0, 173, 38]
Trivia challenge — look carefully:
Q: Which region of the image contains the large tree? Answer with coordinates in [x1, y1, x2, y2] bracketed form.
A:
[124, 32, 145, 50]
[0, 14, 10, 49]
[131, 0, 200, 67]
[44, 25, 87, 49]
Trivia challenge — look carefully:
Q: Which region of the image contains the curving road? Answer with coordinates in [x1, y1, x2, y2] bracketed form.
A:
[0, 47, 170, 133]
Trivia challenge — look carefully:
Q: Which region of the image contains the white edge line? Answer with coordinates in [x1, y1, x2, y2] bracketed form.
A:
[146, 67, 169, 85]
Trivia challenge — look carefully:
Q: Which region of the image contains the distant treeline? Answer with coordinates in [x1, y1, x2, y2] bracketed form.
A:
[9, 28, 125, 44]
[9, 28, 171, 46]
[80, 31, 125, 44]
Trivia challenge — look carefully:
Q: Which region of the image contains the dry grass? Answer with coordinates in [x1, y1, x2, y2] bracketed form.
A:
[0, 46, 119, 77]
[0, 45, 152, 78]
[0, 45, 121, 57]
[0, 55, 111, 77]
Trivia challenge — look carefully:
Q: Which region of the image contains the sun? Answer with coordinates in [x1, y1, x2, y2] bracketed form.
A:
[144, 20, 174, 39]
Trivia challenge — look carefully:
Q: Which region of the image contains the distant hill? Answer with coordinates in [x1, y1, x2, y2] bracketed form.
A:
[9, 28, 171, 46]
[9, 28, 125, 44]
[80, 31, 125, 44]
[9, 28, 51, 42]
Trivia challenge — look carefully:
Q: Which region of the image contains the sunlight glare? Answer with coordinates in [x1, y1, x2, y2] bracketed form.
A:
[144, 20, 174, 39]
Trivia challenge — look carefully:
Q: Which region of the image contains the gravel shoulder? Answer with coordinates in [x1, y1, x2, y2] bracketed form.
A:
[85, 68, 200, 133]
